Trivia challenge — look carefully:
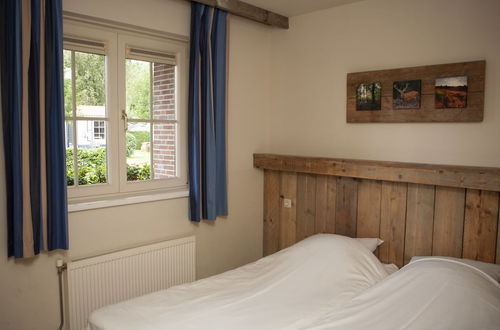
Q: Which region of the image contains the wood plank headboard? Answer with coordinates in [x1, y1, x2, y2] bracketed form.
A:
[254, 154, 500, 267]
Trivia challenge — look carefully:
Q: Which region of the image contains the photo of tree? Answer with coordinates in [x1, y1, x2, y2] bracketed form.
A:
[356, 82, 382, 110]
[435, 76, 468, 108]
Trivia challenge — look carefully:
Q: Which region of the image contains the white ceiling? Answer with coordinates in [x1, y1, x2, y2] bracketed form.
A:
[243, 0, 367, 17]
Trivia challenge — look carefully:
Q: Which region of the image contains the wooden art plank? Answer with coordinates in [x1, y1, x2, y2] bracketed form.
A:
[263, 170, 281, 256]
[296, 173, 316, 241]
[254, 154, 500, 192]
[335, 177, 358, 237]
[379, 182, 407, 267]
[432, 186, 465, 258]
[279, 172, 297, 249]
[314, 176, 328, 234]
[404, 184, 435, 264]
[346, 60, 485, 123]
[326, 176, 337, 233]
[463, 190, 499, 262]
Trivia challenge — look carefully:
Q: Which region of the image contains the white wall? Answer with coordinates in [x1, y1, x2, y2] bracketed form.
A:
[0, 0, 272, 329]
[269, 0, 500, 167]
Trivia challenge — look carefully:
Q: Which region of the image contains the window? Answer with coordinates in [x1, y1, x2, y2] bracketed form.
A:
[125, 55, 177, 182]
[64, 47, 108, 187]
[64, 18, 187, 200]
[94, 121, 106, 140]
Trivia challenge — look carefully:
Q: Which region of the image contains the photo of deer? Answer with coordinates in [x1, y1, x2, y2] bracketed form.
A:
[392, 80, 421, 109]
[356, 82, 382, 110]
[435, 76, 468, 108]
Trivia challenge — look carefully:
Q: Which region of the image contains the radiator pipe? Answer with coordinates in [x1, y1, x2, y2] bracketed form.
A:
[57, 260, 67, 330]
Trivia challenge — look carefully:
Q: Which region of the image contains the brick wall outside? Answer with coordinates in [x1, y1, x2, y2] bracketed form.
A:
[152, 63, 176, 178]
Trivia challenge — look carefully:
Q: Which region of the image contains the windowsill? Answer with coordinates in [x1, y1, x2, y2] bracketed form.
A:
[68, 188, 189, 212]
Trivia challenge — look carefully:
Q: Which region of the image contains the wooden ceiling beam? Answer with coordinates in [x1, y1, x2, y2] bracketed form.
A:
[185, 0, 289, 29]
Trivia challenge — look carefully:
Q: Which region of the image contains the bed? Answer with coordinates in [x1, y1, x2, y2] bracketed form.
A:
[88, 154, 500, 329]
[88, 234, 500, 330]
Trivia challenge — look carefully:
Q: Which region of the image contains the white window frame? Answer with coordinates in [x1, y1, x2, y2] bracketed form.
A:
[63, 16, 188, 204]
[118, 33, 188, 193]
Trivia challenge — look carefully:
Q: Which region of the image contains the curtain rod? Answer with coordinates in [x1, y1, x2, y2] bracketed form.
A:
[184, 0, 289, 29]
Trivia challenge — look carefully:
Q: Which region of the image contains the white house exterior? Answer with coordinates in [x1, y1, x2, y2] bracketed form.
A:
[65, 105, 107, 148]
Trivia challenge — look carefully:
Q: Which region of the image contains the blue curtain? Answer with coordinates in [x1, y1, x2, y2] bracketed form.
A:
[188, 3, 228, 221]
[0, 0, 68, 258]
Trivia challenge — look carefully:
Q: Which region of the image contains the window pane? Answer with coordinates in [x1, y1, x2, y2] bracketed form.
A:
[64, 50, 73, 117]
[153, 63, 176, 120]
[75, 51, 106, 118]
[93, 120, 106, 140]
[126, 59, 151, 120]
[76, 120, 108, 185]
[153, 123, 176, 179]
[65, 120, 75, 186]
[127, 122, 151, 181]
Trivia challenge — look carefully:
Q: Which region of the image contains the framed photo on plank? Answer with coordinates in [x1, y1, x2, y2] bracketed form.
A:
[356, 82, 382, 111]
[393, 80, 421, 110]
[435, 76, 468, 108]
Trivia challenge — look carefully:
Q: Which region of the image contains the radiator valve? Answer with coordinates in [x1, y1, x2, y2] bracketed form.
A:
[56, 259, 67, 274]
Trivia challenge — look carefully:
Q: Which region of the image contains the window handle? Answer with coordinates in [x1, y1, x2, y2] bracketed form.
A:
[121, 110, 128, 132]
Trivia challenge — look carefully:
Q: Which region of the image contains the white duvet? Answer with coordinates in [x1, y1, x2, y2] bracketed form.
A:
[89, 236, 500, 330]
[298, 258, 500, 330]
[88, 234, 389, 330]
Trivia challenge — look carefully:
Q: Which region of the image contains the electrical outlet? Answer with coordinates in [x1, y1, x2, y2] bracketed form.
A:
[283, 198, 292, 208]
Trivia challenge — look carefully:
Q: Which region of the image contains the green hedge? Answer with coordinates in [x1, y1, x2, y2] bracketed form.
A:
[126, 163, 151, 181]
[128, 131, 150, 150]
[66, 147, 150, 185]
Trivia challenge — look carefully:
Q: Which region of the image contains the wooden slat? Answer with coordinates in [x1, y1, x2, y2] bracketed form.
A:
[326, 176, 337, 233]
[357, 180, 382, 256]
[279, 172, 297, 249]
[263, 170, 280, 256]
[357, 180, 381, 237]
[463, 190, 499, 262]
[432, 186, 465, 257]
[497, 200, 500, 264]
[404, 184, 435, 264]
[183, 0, 289, 29]
[254, 154, 500, 192]
[379, 182, 407, 267]
[296, 174, 316, 241]
[335, 177, 358, 237]
[314, 176, 328, 233]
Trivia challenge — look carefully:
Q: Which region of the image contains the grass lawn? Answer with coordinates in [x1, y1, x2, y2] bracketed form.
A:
[127, 150, 150, 165]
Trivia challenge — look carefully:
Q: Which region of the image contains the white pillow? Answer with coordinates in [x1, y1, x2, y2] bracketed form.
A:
[355, 238, 384, 252]
[410, 256, 500, 282]
[292, 234, 390, 281]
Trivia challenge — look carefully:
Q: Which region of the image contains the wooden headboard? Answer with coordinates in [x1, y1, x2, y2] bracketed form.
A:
[254, 154, 500, 267]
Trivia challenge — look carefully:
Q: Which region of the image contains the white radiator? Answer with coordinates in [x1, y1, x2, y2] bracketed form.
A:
[67, 236, 196, 330]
